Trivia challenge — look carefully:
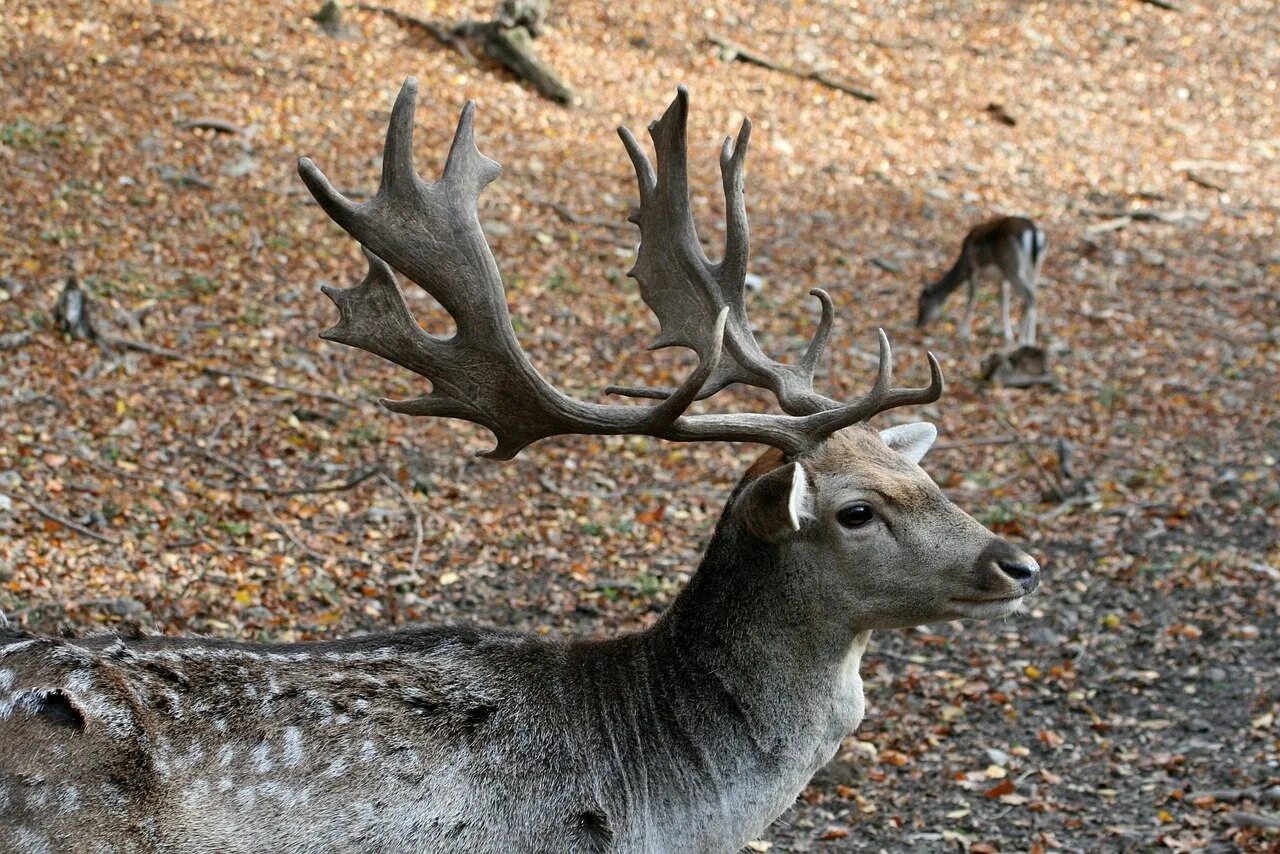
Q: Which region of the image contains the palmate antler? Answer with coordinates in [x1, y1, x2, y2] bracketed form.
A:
[298, 78, 941, 460]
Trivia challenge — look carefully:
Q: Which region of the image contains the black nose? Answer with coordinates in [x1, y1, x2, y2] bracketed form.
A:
[998, 556, 1040, 592]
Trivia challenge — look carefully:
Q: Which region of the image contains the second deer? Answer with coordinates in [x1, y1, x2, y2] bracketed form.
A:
[916, 216, 1047, 346]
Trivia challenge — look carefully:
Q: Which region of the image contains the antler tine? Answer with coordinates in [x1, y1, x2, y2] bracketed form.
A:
[800, 330, 945, 437]
[608, 87, 855, 417]
[795, 288, 835, 383]
[716, 115, 751, 289]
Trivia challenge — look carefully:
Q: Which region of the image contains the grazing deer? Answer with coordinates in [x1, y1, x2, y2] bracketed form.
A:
[0, 81, 1040, 854]
[916, 216, 1047, 346]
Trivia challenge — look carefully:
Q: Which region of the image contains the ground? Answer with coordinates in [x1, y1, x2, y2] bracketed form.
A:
[1, 0, 1277, 850]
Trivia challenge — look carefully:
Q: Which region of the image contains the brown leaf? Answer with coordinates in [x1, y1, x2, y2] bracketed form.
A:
[985, 779, 1016, 799]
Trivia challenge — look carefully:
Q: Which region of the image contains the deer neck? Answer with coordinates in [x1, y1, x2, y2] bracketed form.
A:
[629, 519, 869, 841]
[926, 249, 974, 299]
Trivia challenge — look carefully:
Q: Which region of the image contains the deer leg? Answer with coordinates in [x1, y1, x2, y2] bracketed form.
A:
[1009, 271, 1037, 347]
[1000, 279, 1014, 344]
[960, 276, 976, 342]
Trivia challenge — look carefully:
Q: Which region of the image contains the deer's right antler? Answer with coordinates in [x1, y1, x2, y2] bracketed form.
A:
[299, 79, 942, 459]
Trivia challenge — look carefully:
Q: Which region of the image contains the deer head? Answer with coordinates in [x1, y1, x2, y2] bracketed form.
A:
[730, 425, 1038, 635]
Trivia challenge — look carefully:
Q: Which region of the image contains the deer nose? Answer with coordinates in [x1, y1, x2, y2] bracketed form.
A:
[997, 554, 1040, 593]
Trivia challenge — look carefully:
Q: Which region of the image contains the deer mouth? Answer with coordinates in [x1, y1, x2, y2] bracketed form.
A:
[947, 594, 1026, 618]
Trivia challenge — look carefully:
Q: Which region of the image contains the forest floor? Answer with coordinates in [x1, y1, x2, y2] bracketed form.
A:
[2, 0, 1278, 850]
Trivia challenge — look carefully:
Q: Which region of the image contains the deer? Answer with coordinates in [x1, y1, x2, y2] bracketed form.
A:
[0, 80, 1041, 854]
[916, 216, 1048, 346]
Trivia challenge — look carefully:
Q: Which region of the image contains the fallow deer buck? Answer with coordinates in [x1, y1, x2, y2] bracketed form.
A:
[0, 80, 1041, 853]
[916, 216, 1048, 346]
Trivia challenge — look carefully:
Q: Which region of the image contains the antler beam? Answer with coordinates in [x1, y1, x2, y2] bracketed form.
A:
[299, 79, 942, 459]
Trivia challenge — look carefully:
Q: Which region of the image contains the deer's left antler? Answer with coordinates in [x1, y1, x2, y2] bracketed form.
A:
[299, 79, 942, 459]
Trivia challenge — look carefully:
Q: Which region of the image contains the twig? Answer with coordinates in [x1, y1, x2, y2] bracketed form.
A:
[259, 500, 345, 566]
[1184, 171, 1227, 192]
[991, 409, 1066, 501]
[707, 33, 878, 102]
[251, 467, 383, 497]
[1225, 811, 1280, 829]
[933, 435, 1051, 451]
[196, 448, 383, 497]
[197, 447, 256, 482]
[177, 118, 245, 135]
[1135, 0, 1180, 10]
[1186, 788, 1260, 803]
[355, 3, 475, 60]
[11, 494, 120, 546]
[1084, 207, 1202, 224]
[530, 196, 631, 232]
[74, 451, 148, 482]
[377, 472, 424, 578]
[107, 336, 360, 410]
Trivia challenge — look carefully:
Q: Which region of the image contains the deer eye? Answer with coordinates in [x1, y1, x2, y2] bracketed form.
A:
[837, 504, 875, 528]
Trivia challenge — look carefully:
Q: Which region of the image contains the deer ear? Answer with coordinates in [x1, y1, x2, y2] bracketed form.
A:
[737, 462, 812, 543]
[879, 422, 937, 465]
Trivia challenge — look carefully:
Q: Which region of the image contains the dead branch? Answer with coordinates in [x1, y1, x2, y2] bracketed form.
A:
[54, 275, 99, 342]
[11, 494, 120, 546]
[933, 435, 1052, 451]
[250, 467, 383, 497]
[356, 2, 570, 104]
[196, 447, 383, 497]
[530, 196, 632, 232]
[108, 336, 360, 410]
[707, 32, 878, 102]
[992, 409, 1067, 502]
[474, 22, 572, 105]
[377, 472, 424, 578]
[259, 499, 371, 567]
[355, 3, 473, 57]
[177, 118, 245, 135]
[1184, 170, 1227, 191]
[1225, 811, 1280, 830]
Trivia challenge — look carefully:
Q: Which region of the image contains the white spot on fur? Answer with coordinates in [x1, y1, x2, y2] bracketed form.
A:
[251, 742, 273, 773]
[176, 743, 205, 771]
[282, 727, 304, 766]
[217, 744, 235, 767]
[57, 784, 80, 813]
[359, 740, 378, 762]
[0, 668, 16, 691]
[12, 827, 52, 854]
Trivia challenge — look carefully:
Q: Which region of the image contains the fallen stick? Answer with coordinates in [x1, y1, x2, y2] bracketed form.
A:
[377, 471, 424, 578]
[177, 118, 245, 135]
[108, 336, 360, 410]
[11, 494, 120, 546]
[355, 3, 473, 58]
[530, 196, 631, 232]
[1226, 811, 1280, 829]
[707, 32, 878, 102]
[197, 448, 383, 497]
